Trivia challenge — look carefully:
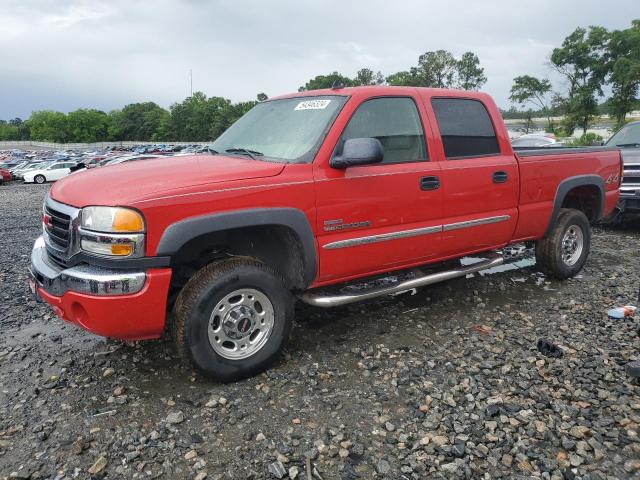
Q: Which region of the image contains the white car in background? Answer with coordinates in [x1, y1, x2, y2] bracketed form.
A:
[12, 161, 51, 179]
[511, 133, 563, 148]
[23, 161, 77, 184]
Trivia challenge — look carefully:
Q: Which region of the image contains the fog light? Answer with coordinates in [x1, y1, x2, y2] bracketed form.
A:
[81, 239, 134, 256]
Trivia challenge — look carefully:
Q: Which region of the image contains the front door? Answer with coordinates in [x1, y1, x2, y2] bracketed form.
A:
[313, 95, 443, 285]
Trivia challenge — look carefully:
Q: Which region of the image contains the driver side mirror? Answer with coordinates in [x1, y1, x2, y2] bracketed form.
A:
[330, 138, 384, 169]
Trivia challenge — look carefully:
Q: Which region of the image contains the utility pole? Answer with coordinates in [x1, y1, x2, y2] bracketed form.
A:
[189, 69, 193, 97]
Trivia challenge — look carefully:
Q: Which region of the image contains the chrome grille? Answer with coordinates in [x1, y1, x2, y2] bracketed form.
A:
[45, 205, 71, 249]
[43, 196, 80, 267]
[623, 164, 640, 189]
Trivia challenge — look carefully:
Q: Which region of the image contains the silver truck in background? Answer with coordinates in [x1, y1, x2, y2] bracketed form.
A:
[605, 121, 640, 217]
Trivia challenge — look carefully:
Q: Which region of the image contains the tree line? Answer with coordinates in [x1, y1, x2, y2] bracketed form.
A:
[510, 19, 639, 134]
[0, 18, 637, 143]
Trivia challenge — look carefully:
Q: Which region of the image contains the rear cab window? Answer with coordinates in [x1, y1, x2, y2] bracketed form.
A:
[339, 97, 427, 164]
[431, 98, 500, 159]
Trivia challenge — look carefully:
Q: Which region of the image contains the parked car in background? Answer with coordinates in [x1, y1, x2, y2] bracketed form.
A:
[23, 161, 77, 184]
[511, 133, 561, 148]
[8, 161, 29, 178]
[0, 168, 11, 184]
[12, 161, 51, 179]
[605, 121, 640, 216]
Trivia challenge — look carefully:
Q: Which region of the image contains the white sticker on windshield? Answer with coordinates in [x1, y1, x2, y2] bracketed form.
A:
[294, 99, 331, 111]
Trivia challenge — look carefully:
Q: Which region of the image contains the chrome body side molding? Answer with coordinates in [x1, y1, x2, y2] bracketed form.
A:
[323, 225, 441, 250]
[322, 215, 511, 250]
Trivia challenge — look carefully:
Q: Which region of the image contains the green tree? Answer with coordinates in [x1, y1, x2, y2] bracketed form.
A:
[353, 68, 385, 86]
[169, 92, 243, 141]
[0, 118, 29, 140]
[106, 110, 124, 141]
[118, 102, 169, 141]
[66, 109, 110, 142]
[0, 121, 19, 140]
[298, 72, 354, 91]
[386, 69, 422, 86]
[550, 26, 609, 134]
[607, 20, 640, 128]
[456, 52, 487, 90]
[387, 50, 486, 89]
[27, 110, 69, 142]
[509, 75, 555, 132]
[416, 50, 458, 87]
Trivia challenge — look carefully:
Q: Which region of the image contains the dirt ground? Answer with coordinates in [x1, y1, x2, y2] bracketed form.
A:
[1, 182, 639, 480]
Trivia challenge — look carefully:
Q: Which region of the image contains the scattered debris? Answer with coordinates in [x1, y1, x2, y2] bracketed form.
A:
[268, 461, 287, 479]
[537, 339, 564, 358]
[88, 455, 108, 475]
[607, 305, 637, 319]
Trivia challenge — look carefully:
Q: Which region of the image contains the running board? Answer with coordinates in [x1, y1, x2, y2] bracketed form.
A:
[298, 253, 504, 308]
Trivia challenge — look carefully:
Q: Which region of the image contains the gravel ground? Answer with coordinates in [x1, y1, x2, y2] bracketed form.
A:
[1, 182, 640, 480]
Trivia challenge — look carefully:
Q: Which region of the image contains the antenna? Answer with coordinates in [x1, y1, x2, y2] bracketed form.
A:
[331, 79, 344, 90]
[190, 69, 193, 96]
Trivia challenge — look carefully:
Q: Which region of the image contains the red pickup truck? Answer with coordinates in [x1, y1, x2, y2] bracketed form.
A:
[30, 86, 622, 381]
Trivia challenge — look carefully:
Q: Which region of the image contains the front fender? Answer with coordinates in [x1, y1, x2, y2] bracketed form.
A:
[155, 208, 317, 286]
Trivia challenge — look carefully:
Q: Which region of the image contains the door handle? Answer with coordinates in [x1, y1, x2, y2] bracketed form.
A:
[492, 171, 508, 183]
[420, 176, 440, 191]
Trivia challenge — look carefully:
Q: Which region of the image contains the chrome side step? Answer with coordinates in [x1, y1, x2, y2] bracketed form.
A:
[298, 253, 504, 308]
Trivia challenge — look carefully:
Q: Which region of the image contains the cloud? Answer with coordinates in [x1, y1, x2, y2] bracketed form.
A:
[0, 0, 635, 119]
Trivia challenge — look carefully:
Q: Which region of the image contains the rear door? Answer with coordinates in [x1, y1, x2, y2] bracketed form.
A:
[313, 94, 443, 284]
[427, 97, 519, 255]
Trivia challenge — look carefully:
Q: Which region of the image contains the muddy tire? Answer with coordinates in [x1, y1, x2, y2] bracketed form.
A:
[34, 175, 46, 184]
[172, 257, 293, 382]
[535, 208, 591, 280]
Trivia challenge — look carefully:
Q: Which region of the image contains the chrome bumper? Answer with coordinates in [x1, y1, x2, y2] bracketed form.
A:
[30, 236, 146, 296]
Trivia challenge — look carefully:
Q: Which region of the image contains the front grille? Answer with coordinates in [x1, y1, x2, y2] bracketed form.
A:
[42, 198, 79, 267]
[45, 205, 71, 249]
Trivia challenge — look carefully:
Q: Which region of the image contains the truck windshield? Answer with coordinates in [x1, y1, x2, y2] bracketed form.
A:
[606, 122, 640, 148]
[210, 95, 347, 163]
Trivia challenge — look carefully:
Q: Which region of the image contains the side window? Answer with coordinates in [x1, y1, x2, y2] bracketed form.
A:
[431, 98, 500, 159]
[340, 97, 427, 164]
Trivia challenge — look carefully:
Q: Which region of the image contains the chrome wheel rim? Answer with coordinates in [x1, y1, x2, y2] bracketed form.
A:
[561, 225, 584, 266]
[207, 288, 274, 360]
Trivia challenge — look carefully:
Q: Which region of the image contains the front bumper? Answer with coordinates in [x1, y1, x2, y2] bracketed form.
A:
[30, 236, 172, 340]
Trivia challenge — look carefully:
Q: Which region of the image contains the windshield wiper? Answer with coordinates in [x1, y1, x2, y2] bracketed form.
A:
[613, 143, 640, 148]
[225, 148, 264, 160]
[207, 147, 219, 155]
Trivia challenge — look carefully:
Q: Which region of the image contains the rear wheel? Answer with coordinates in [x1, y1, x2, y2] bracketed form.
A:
[172, 257, 293, 382]
[535, 208, 591, 279]
[34, 175, 46, 184]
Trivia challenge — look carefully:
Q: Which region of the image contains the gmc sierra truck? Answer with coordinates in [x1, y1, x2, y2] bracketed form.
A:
[29, 86, 622, 381]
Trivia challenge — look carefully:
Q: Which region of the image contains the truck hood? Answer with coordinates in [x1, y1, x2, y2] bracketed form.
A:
[50, 154, 285, 207]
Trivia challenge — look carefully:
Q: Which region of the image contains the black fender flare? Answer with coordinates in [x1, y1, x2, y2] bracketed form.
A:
[544, 174, 604, 237]
[155, 208, 317, 286]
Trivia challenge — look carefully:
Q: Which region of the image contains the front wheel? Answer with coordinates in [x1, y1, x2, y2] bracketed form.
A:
[172, 258, 293, 382]
[34, 175, 46, 184]
[535, 208, 591, 279]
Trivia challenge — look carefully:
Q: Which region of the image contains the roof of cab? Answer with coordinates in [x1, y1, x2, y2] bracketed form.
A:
[269, 85, 492, 102]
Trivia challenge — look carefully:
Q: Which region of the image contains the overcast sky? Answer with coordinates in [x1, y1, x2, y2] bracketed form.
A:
[0, 0, 636, 119]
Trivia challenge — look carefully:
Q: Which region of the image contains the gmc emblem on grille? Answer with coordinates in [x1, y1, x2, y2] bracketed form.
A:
[42, 213, 52, 230]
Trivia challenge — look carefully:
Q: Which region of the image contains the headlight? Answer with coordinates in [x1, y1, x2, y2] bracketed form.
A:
[81, 206, 144, 233]
[79, 207, 145, 257]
